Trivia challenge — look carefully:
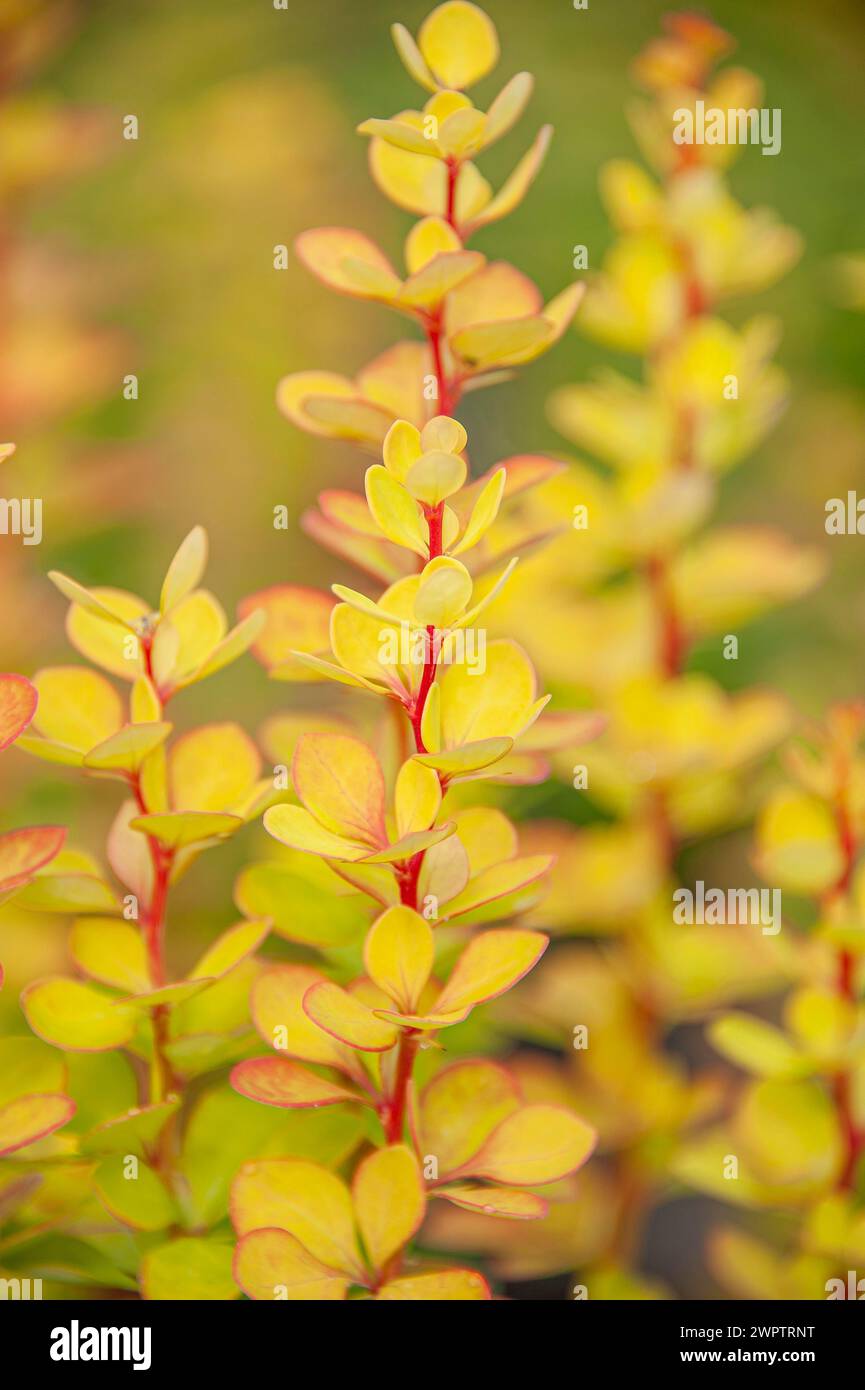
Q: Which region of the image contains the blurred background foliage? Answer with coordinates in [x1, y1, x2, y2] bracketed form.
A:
[1, 0, 864, 1296]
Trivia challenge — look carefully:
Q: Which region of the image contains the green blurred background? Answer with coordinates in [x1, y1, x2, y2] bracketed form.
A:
[2, 0, 864, 1117]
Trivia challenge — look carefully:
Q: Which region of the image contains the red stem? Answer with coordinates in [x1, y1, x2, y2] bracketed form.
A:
[830, 789, 861, 1189]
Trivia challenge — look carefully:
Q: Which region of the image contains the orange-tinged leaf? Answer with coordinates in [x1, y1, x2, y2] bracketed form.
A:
[377, 1268, 491, 1300]
[434, 928, 547, 1014]
[22, 976, 137, 1051]
[435, 1184, 548, 1219]
[296, 227, 401, 301]
[230, 1056, 367, 1109]
[169, 723, 260, 812]
[250, 965, 359, 1075]
[233, 1227, 349, 1301]
[363, 905, 435, 1012]
[230, 1158, 364, 1279]
[444, 855, 553, 919]
[353, 1145, 425, 1275]
[238, 585, 335, 675]
[303, 980, 399, 1052]
[0, 1093, 76, 1156]
[419, 1059, 521, 1174]
[466, 1105, 597, 1184]
[0, 825, 66, 894]
[293, 732, 386, 844]
[0, 673, 37, 749]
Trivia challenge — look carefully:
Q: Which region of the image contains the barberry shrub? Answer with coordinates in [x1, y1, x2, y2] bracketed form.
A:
[427, 13, 826, 1298]
[228, 1, 599, 1301]
[0, 529, 290, 1300]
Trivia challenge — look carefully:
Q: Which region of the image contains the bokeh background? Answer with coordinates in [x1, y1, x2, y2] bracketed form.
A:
[2, 0, 864, 1297]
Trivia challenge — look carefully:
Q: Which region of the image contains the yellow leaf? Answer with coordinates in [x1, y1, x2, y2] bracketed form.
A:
[390, 22, 438, 93]
[414, 737, 514, 776]
[414, 557, 472, 627]
[130, 811, 242, 850]
[444, 855, 553, 919]
[467, 1105, 597, 1184]
[404, 219, 461, 274]
[169, 723, 260, 812]
[190, 920, 270, 981]
[233, 1228, 349, 1301]
[451, 468, 505, 554]
[363, 905, 434, 1012]
[434, 928, 547, 1014]
[485, 71, 534, 146]
[468, 125, 553, 231]
[382, 419, 423, 481]
[365, 464, 429, 556]
[83, 721, 172, 775]
[418, 2, 500, 90]
[361, 824, 456, 864]
[709, 1013, 803, 1079]
[70, 917, 152, 993]
[190, 610, 266, 685]
[296, 227, 401, 300]
[22, 976, 137, 1051]
[303, 980, 398, 1052]
[353, 1145, 425, 1275]
[66, 587, 150, 680]
[736, 1079, 843, 1188]
[160, 526, 208, 614]
[439, 638, 541, 746]
[754, 788, 844, 896]
[394, 758, 442, 839]
[377, 1268, 490, 1300]
[264, 804, 368, 861]
[32, 666, 123, 752]
[230, 1158, 365, 1279]
[292, 732, 386, 846]
[399, 250, 484, 310]
[451, 315, 551, 369]
[141, 1238, 237, 1301]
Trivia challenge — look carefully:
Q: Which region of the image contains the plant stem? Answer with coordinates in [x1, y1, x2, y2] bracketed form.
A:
[384, 1030, 421, 1144]
[830, 788, 862, 1189]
